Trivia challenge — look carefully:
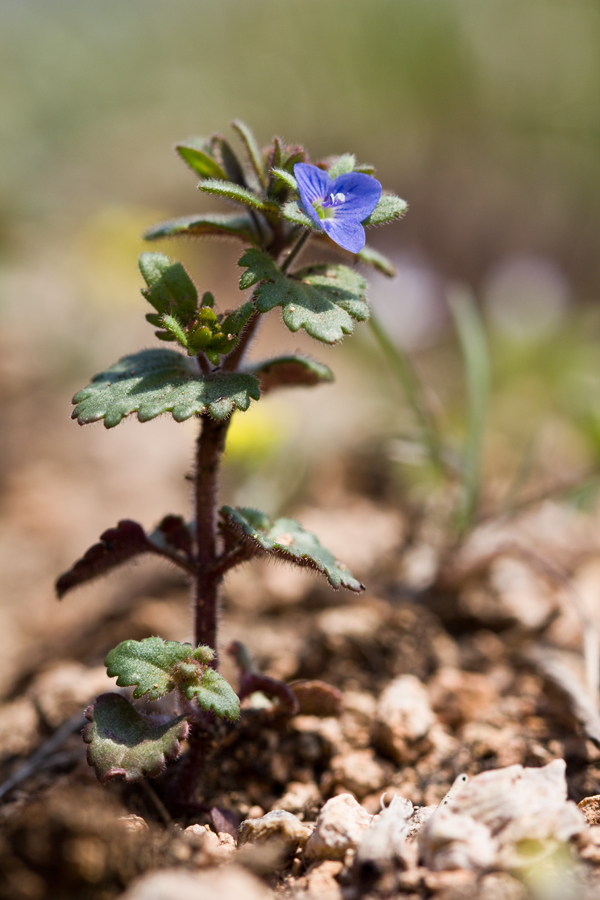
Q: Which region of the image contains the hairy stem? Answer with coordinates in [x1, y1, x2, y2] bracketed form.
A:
[281, 229, 310, 273]
[194, 414, 230, 656]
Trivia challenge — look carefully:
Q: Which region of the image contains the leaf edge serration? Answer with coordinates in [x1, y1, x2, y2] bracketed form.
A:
[83, 692, 189, 784]
[71, 349, 261, 427]
[220, 505, 365, 593]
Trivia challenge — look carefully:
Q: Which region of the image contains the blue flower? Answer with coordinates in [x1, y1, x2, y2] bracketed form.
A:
[293, 163, 382, 254]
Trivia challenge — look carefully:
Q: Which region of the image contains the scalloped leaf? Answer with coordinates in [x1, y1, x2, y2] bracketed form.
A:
[219, 506, 364, 592]
[104, 637, 239, 720]
[176, 139, 228, 180]
[71, 349, 260, 427]
[55, 519, 179, 599]
[144, 212, 259, 244]
[105, 636, 202, 700]
[198, 179, 278, 214]
[248, 355, 334, 394]
[238, 249, 368, 344]
[83, 693, 189, 784]
[357, 245, 396, 277]
[363, 193, 408, 226]
[183, 667, 240, 721]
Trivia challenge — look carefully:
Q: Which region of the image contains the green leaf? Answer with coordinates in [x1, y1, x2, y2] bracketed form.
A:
[215, 136, 247, 186]
[144, 212, 259, 244]
[328, 154, 356, 179]
[198, 179, 278, 214]
[104, 637, 239, 720]
[272, 167, 298, 192]
[238, 250, 369, 344]
[71, 349, 260, 427]
[248, 355, 334, 394]
[281, 200, 320, 230]
[83, 693, 189, 784]
[161, 313, 189, 349]
[220, 506, 364, 592]
[176, 139, 228, 180]
[357, 245, 396, 277]
[220, 300, 254, 336]
[232, 119, 267, 188]
[105, 636, 198, 700]
[183, 668, 240, 721]
[355, 163, 376, 175]
[238, 247, 279, 290]
[363, 193, 408, 226]
[139, 252, 197, 325]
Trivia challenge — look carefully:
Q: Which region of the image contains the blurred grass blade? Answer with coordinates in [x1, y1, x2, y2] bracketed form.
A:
[449, 286, 490, 534]
[369, 311, 446, 477]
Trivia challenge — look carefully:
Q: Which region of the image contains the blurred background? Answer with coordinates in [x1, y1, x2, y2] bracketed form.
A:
[2, 0, 600, 697]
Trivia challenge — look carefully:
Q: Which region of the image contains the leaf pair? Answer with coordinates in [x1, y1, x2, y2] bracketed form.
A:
[105, 637, 238, 718]
[85, 636, 239, 784]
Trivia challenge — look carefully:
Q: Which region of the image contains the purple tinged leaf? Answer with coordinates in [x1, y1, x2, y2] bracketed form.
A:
[83, 693, 189, 784]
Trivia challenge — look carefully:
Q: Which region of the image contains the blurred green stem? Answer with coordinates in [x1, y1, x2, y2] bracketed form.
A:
[281, 230, 310, 273]
[369, 311, 446, 478]
[449, 287, 490, 536]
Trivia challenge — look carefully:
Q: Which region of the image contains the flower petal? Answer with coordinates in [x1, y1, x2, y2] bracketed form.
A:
[294, 163, 332, 229]
[322, 218, 366, 254]
[331, 172, 382, 222]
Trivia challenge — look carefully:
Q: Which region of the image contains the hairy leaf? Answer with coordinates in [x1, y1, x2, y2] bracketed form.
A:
[56, 520, 160, 598]
[83, 693, 189, 784]
[176, 139, 228, 180]
[281, 199, 319, 230]
[144, 212, 259, 244]
[271, 167, 298, 192]
[198, 179, 278, 214]
[363, 193, 408, 226]
[238, 250, 369, 344]
[248, 355, 334, 394]
[214, 136, 247, 186]
[139, 252, 197, 325]
[231, 119, 267, 188]
[71, 349, 260, 427]
[105, 636, 202, 700]
[149, 515, 193, 559]
[355, 163, 376, 175]
[104, 637, 239, 719]
[357, 245, 397, 277]
[327, 154, 356, 179]
[220, 506, 364, 592]
[183, 667, 240, 721]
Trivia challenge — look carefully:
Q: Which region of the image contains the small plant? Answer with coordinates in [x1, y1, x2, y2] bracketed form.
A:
[56, 121, 406, 801]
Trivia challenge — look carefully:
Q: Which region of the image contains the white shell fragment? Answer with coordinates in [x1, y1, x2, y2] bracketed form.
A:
[419, 759, 586, 871]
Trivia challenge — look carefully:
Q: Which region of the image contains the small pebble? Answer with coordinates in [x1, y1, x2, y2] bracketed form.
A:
[304, 793, 373, 861]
